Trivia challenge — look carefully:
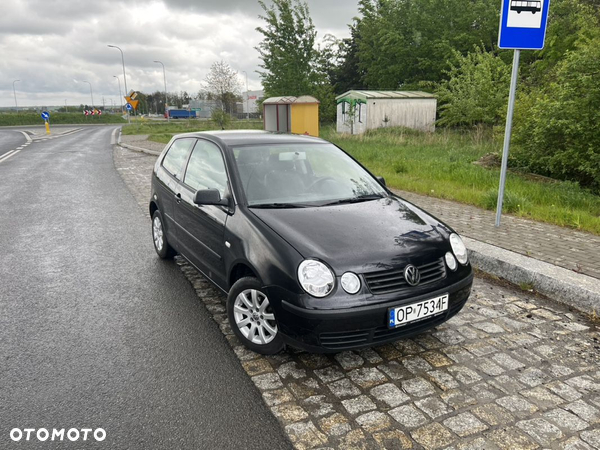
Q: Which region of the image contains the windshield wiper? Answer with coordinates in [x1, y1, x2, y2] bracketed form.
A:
[250, 203, 310, 209]
[322, 194, 385, 206]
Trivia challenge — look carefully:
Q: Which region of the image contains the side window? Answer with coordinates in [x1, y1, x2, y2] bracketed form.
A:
[162, 138, 196, 178]
[183, 140, 228, 197]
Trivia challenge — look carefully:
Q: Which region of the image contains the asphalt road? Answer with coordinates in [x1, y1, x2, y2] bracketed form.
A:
[0, 130, 26, 158]
[0, 126, 291, 449]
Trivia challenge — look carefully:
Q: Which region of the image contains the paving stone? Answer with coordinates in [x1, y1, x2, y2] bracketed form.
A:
[374, 343, 403, 360]
[443, 412, 488, 437]
[341, 395, 377, 415]
[472, 403, 514, 426]
[288, 380, 320, 400]
[303, 396, 335, 418]
[491, 353, 526, 370]
[356, 411, 392, 432]
[581, 429, 600, 449]
[272, 403, 310, 424]
[318, 413, 352, 437]
[516, 418, 563, 446]
[356, 347, 384, 364]
[327, 378, 361, 399]
[415, 396, 452, 419]
[520, 385, 564, 409]
[403, 355, 434, 373]
[440, 389, 477, 410]
[242, 358, 274, 376]
[565, 375, 600, 395]
[370, 383, 410, 408]
[472, 321, 505, 334]
[372, 429, 413, 449]
[546, 380, 583, 402]
[443, 346, 475, 364]
[411, 422, 456, 450]
[347, 367, 387, 389]
[414, 334, 444, 350]
[543, 408, 589, 432]
[557, 437, 595, 450]
[314, 366, 345, 384]
[421, 351, 453, 367]
[337, 429, 370, 449]
[278, 361, 307, 379]
[518, 367, 552, 387]
[434, 329, 465, 346]
[334, 351, 365, 370]
[455, 437, 500, 450]
[427, 370, 460, 391]
[475, 359, 505, 376]
[252, 372, 284, 390]
[489, 375, 526, 394]
[389, 404, 428, 428]
[496, 395, 538, 417]
[395, 339, 425, 356]
[298, 353, 331, 370]
[402, 377, 437, 398]
[485, 426, 539, 450]
[565, 399, 600, 423]
[531, 308, 561, 320]
[469, 382, 500, 401]
[378, 361, 411, 380]
[447, 366, 482, 385]
[285, 421, 328, 450]
[262, 388, 295, 406]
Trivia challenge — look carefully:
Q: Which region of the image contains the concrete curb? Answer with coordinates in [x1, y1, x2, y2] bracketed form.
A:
[465, 237, 600, 316]
[116, 131, 162, 156]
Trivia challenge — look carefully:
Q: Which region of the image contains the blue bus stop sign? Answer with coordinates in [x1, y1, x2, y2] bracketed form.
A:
[125, 103, 133, 111]
[41, 111, 50, 121]
[499, 0, 551, 49]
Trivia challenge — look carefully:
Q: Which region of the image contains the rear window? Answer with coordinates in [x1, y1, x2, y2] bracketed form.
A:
[162, 138, 196, 178]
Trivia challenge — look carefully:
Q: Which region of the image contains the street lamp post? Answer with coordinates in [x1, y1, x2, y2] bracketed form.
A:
[242, 71, 249, 120]
[82, 80, 94, 109]
[113, 75, 123, 114]
[108, 44, 130, 123]
[13, 80, 20, 113]
[153, 60, 169, 122]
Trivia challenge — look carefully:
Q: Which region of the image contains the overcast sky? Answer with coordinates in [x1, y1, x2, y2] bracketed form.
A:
[0, 0, 359, 108]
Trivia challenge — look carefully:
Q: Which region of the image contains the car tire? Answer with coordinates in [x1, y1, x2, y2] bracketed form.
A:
[152, 210, 175, 259]
[227, 277, 284, 355]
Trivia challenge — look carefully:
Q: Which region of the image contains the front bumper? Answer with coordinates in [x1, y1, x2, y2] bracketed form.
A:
[269, 272, 473, 353]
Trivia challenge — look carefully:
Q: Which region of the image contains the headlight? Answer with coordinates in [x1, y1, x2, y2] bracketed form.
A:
[298, 260, 335, 298]
[445, 252, 458, 271]
[341, 272, 361, 294]
[450, 233, 468, 265]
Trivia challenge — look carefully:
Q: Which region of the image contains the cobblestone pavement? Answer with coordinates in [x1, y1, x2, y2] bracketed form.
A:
[114, 144, 600, 450]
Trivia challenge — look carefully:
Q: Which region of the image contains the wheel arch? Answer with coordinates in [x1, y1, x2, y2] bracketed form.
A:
[228, 261, 262, 290]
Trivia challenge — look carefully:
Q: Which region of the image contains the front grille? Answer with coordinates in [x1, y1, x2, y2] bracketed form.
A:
[363, 258, 447, 295]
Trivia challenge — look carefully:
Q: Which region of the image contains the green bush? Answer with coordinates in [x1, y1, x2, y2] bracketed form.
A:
[511, 24, 600, 192]
[0, 112, 125, 126]
[436, 47, 511, 127]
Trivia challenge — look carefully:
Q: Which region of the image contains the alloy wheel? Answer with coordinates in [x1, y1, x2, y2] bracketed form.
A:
[233, 289, 278, 345]
[153, 216, 164, 252]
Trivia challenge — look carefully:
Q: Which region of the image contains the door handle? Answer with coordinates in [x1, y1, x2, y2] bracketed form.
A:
[175, 193, 182, 203]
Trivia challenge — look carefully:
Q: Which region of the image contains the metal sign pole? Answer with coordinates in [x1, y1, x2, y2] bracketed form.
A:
[495, 49, 520, 227]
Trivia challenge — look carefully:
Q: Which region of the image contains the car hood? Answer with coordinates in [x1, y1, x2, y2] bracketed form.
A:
[250, 196, 451, 274]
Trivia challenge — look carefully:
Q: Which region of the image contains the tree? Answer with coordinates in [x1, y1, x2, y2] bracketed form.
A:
[256, 0, 337, 122]
[204, 61, 241, 113]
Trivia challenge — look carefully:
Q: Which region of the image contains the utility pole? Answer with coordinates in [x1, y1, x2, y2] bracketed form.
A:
[154, 60, 169, 122]
[13, 80, 20, 113]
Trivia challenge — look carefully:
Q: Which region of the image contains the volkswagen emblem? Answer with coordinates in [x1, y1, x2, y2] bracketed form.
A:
[404, 264, 421, 286]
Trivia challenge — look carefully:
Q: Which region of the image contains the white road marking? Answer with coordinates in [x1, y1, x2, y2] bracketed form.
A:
[18, 131, 32, 143]
[0, 150, 19, 163]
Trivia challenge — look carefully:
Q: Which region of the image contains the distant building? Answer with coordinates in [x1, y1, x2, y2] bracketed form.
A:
[241, 90, 264, 114]
[189, 99, 219, 119]
[336, 90, 437, 134]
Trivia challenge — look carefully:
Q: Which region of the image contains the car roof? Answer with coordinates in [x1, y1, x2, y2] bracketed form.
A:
[173, 130, 327, 147]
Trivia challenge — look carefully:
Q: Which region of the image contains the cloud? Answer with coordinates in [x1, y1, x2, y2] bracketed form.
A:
[0, 0, 358, 107]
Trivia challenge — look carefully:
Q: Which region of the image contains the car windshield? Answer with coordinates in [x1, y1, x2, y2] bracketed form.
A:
[232, 143, 387, 207]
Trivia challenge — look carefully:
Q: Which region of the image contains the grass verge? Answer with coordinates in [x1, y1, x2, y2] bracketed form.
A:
[0, 112, 126, 126]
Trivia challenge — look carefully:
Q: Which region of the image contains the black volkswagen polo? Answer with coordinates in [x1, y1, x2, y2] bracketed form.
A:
[149, 131, 473, 354]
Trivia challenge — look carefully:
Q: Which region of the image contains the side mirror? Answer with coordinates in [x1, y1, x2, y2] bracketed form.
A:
[193, 189, 229, 206]
[377, 176, 386, 187]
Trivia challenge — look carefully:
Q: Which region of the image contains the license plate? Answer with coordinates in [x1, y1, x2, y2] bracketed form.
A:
[388, 294, 449, 328]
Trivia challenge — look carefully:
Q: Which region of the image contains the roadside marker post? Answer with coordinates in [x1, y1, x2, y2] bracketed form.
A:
[495, 0, 550, 227]
[41, 111, 51, 135]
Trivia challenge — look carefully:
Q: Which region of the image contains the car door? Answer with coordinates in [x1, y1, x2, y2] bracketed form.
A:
[175, 139, 230, 288]
[154, 137, 197, 246]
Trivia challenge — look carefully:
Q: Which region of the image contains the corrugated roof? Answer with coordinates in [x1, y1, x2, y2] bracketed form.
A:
[335, 90, 436, 101]
[263, 95, 320, 105]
